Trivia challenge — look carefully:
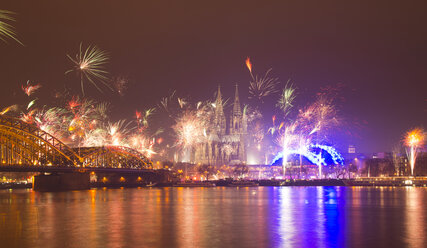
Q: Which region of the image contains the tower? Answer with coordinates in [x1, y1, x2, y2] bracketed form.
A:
[230, 84, 242, 135]
[214, 85, 226, 136]
[211, 85, 226, 165]
[229, 84, 246, 164]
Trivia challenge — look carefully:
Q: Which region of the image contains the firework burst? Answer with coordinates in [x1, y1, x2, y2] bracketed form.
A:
[276, 80, 297, 118]
[0, 10, 23, 45]
[172, 102, 214, 162]
[66, 43, 111, 95]
[249, 68, 280, 101]
[173, 110, 205, 149]
[245, 57, 280, 101]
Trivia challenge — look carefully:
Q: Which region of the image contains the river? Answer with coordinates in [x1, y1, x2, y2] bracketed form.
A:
[1, 186, 427, 248]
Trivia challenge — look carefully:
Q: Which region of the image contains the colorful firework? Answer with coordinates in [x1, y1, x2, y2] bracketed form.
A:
[296, 91, 340, 143]
[22, 81, 42, 96]
[404, 128, 425, 176]
[66, 43, 111, 95]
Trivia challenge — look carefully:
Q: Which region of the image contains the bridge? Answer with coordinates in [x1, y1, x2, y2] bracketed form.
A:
[0, 115, 170, 190]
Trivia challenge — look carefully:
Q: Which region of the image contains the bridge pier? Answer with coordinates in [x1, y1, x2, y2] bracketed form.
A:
[94, 170, 173, 186]
[33, 172, 90, 191]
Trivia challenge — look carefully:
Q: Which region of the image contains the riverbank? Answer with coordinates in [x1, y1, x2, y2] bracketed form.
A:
[3, 177, 427, 190]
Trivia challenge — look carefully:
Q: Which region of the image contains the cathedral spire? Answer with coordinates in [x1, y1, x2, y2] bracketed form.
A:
[214, 85, 226, 136]
[233, 84, 241, 116]
[216, 85, 224, 115]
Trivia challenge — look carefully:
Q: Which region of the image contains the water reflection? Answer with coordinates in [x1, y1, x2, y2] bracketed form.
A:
[0, 187, 427, 247]
[405, 187, 426, 248]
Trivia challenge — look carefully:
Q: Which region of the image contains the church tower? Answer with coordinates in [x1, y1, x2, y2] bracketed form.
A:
[229, 84, 246, 164]
[214, 85, 226, 136]
[230, 84, 242, 135]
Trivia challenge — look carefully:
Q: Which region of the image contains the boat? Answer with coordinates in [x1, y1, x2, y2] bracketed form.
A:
[227, 180, 259, 187]
[174, 181, 216, 187]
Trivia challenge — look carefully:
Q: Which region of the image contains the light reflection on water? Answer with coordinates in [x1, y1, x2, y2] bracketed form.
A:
[1, 186, 427, 248]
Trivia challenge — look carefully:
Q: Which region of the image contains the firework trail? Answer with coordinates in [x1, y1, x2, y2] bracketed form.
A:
[178, 97, 187, 109]
[404, 128, 425, 176]
[275, 122, 301, 177]
[22, 81, 42, 96]
[0, 10, 23, 45]
[159, 90, 176, 112]
[245, 57, 253, 77]
[66, 43, 111, 95]
[0, 105, 19, 115]
[27, 99, 37, 110]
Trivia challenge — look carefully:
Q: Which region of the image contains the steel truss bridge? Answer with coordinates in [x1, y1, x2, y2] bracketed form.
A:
[0, 115, 154, 173]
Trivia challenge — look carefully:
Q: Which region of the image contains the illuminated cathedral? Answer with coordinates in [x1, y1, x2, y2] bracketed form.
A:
[193, 85, 247, 165]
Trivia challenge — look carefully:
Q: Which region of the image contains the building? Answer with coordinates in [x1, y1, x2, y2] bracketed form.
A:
[193, 85, 247, 165]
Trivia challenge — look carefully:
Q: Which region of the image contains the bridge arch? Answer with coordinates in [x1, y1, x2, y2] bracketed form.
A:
[0, 115, 153, 169]
[0, 115, 81, 166]
[78, 146, 153, 169]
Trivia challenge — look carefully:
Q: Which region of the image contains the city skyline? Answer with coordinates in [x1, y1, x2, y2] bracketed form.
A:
[0, 1, 426, 154]
[1, 3, 427, 247]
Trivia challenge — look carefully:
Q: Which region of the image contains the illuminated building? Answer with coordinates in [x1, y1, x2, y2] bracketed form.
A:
[194, 85, 247, 165]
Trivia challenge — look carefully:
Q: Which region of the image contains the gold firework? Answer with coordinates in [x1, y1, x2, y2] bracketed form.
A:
[0, 10, 23, 45]
[66, 43, 111, 95]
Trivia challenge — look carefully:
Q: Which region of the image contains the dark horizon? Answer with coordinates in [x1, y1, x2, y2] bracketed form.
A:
[1, 0, 426, 153]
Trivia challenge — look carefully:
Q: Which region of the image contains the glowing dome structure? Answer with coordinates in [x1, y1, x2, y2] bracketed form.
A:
[271, 144, 344, 166]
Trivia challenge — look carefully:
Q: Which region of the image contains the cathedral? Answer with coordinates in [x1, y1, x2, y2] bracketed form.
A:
[193, 85, 247, 165]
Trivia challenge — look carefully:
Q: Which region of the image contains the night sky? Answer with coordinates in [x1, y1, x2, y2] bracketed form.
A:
[1, 1, 426, 153]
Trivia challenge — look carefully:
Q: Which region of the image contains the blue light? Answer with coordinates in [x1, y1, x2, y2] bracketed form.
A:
[271, 144, 344, 166]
